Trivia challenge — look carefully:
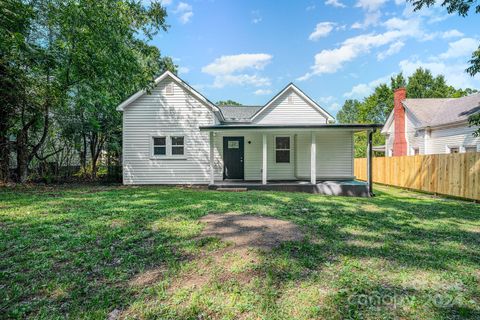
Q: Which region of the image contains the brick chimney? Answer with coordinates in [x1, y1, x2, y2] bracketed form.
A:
[393, 87, 407, 156]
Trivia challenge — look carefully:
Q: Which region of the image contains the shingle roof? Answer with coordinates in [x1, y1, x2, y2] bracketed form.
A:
[403, 93, 480, 127]
[217, 105, 263, 122]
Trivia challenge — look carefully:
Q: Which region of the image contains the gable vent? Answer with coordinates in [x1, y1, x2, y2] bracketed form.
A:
[287, 94, 293, 104]
[165, 83, 174, 95]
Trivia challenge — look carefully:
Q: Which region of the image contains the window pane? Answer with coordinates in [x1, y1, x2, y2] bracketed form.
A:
[172, 146, 184, 155]
[450, 147, 459, 154]
[171, 136, 184, 146]
[153, 137, 166, 146]
[154, 146, 166, 155]
[276, 137, 290, 149]
[276, 150, 290, 163]
[465, 147, 477, 153]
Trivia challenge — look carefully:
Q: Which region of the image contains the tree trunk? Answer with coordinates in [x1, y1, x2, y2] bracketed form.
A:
[0, 135, 9, 182]
[16, 128, 29, 183]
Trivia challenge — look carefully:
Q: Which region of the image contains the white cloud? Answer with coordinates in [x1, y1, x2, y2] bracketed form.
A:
[351, 11, 381, 29]
[306, 4, 316, 11]
[377, 41, 404, 60]
[202, 54, 272, 75]
[399, 59, 479, 89]
[178, 66, 190, 74]
[344, 74, 393, 98]
[174, 2, 193, 24]
[161, 0, 172, 5]
[439, 38, 478, 59]
[213, 74, 270, 88]
[355, 0, 387, 11]
[254, 89, 272, 95]
[299, 15, 429, 80]
[328, 102, 341, 113]
[202, 53, 273, 88]
[318, 96, 337, 105]
[251, 10, 262, 24]
[442, 29, 464, 39]
[325, 0, 346, 8]
[309, 22, 336, 41]
[299, 29, 413, 80]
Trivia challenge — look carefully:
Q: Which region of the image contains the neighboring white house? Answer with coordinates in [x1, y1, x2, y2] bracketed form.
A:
[117, 71, 380, 195]
[382, 88, 480, 156]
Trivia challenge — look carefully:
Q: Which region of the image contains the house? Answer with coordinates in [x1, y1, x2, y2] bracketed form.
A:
[117, 71, 381, 196]
[382, 88, 480, 156]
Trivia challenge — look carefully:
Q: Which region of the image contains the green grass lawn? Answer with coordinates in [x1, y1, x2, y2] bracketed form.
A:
[0, 185, 479, 319]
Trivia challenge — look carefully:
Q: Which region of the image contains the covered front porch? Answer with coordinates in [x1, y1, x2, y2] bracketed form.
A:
[200, 124, 382, 197]
[209, 180, 370, 196]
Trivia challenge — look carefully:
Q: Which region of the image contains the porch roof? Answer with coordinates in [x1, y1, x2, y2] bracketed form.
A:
[199, 123, 383, 132]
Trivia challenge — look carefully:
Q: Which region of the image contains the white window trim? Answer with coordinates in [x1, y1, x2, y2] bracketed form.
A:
[150, 134, 187, 160]
[274, 135, 291, 164]
[463, 145, 478, 153]
[446, 145, 460, 154]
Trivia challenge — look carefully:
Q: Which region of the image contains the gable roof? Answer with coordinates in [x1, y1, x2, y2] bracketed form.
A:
[403, 93, 480, 127]
[217, 105, 263, 122]
[381, 93, 480, 133]
[116, 71, 223, 120]
[250, 83, 335, 122]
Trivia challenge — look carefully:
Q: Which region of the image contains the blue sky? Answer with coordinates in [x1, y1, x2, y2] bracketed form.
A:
[151, 0, 480, 116]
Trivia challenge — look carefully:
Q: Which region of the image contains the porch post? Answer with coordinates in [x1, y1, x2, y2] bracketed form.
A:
[367, 129, 374, 196]
[209, 131, 214, 185]
[310, 131, 316, 184]
[262, 133, 267, 184]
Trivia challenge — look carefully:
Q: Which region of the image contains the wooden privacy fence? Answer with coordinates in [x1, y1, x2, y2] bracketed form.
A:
[354, 153, 480, 201]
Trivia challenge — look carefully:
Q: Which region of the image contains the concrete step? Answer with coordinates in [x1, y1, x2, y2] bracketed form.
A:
[215, 187, 248, 192]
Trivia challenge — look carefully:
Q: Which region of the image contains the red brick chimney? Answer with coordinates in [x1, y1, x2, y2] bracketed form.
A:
[393, 87, 407, 156]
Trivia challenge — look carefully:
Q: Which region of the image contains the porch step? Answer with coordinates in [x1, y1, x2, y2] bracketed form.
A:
[215, 187, 248, 192]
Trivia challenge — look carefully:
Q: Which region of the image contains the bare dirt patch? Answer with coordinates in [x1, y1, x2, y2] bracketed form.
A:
[199, 212, 304, 251]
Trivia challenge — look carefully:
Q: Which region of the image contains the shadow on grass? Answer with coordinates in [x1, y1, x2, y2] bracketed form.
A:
[0, 185, 478, 318]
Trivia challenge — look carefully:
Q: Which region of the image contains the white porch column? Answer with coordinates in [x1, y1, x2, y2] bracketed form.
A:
[310, 131, 316, 184]
[209, 131, 214, 184]
[262, 133, 267, 185]
[367, 129, 374, 196]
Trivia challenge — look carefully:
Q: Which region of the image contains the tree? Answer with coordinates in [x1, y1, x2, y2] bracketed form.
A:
[0, 0, 175, 182]
[336, 67, 476, 157]
[336, 100, 361, 124]
[216, 100, 242, 106]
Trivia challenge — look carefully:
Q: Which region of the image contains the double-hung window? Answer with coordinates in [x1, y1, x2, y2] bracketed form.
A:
[152, 136, 185, 158]
[171, 136, 184, 155]
[153, 137, 166, 156]
[275, 136, 290, 163]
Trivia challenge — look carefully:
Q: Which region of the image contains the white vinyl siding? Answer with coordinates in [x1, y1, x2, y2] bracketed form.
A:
[213, 130, 354, 181]
[122, 78, 222, 184]
[254, 89, 328, 125]
[425, 124, 480, 155]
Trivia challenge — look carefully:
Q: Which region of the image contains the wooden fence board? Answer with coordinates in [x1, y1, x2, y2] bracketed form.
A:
[354, 153, 480, 201]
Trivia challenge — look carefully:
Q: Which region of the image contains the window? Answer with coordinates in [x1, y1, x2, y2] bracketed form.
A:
[152, 135, 185, 157]
[465, 146, 477, 153]
[413, 147, 419, 155]
[171, 136, 184, 155]
[153, 137, 166, 156]
[275, 136, 290, 163]
[449, 146, 459, 154]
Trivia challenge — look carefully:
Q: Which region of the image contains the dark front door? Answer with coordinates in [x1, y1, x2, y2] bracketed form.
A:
[223, 137, 244, 180]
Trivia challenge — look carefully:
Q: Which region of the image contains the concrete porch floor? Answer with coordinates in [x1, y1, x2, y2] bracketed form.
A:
[209, 180, 371, 197]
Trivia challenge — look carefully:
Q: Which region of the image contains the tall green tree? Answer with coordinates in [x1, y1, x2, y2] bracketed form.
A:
[0, 0, 175, 182]
[336, 67, 476, 157]
[216, 100, 242, 106]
